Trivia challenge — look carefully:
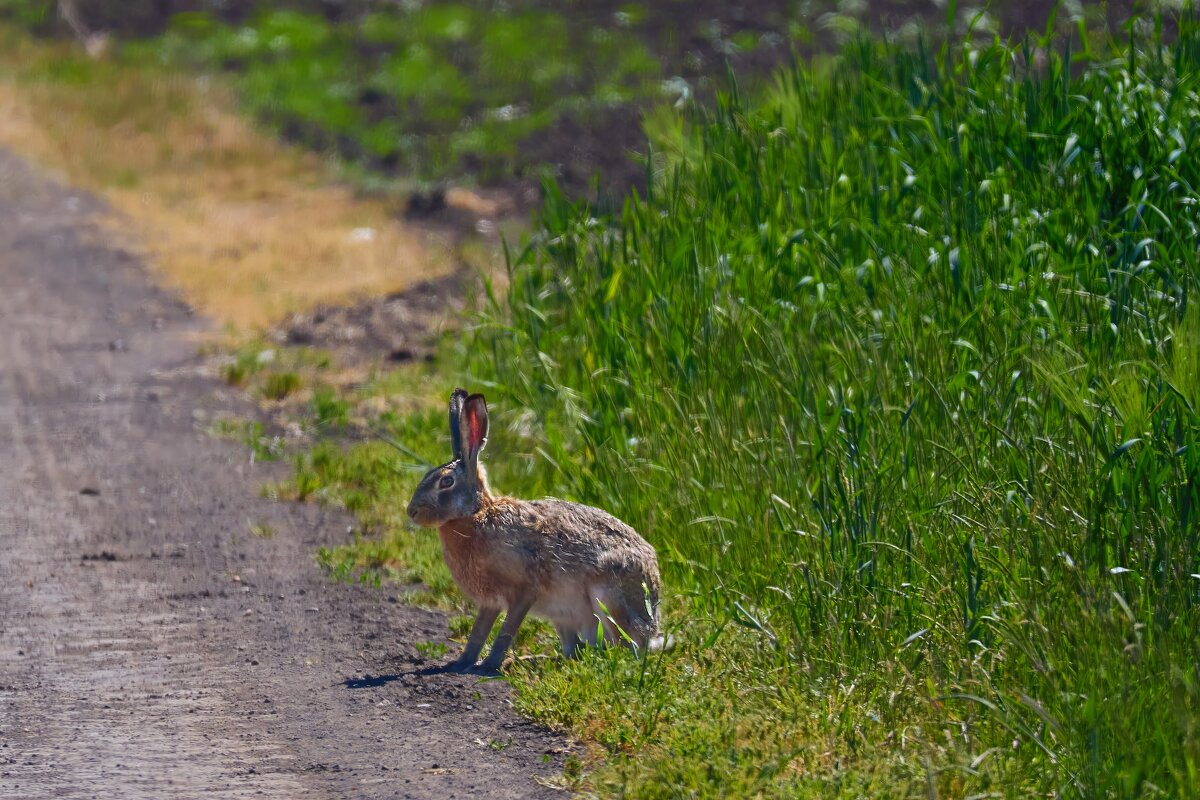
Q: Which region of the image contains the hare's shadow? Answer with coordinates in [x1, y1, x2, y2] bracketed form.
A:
[341, 673, 401, 689]
[340, 662, 497, 690]
[411, 662, 503, 678]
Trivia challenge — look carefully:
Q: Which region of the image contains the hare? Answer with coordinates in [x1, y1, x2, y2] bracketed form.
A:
[406, 388, 662, 673]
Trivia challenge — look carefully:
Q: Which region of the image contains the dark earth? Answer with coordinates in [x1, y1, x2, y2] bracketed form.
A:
[0, 148, 566, 798]
[283, 268, 467, 368]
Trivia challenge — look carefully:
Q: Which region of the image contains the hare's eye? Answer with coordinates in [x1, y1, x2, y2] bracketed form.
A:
[438, 474, 454, 489]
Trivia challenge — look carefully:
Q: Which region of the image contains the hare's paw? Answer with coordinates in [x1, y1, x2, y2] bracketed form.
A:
[445, 654, 478, 673]
[476, 656, 508, 676]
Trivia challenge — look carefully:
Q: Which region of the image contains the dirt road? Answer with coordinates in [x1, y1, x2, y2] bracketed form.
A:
[0, 150, 563, 798]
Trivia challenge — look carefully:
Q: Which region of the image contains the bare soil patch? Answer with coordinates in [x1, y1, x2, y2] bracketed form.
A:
[0, 147, 566, 798]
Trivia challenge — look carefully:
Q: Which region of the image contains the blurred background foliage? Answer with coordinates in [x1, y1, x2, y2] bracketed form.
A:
[0, 0, 1142, 195]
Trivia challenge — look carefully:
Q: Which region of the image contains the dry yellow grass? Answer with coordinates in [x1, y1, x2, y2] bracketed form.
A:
[0, 26, 450, 332]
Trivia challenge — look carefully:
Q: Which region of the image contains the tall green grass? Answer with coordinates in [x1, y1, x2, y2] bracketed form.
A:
[447, 13, 1200, 797]
[276, 10, 1200, 796]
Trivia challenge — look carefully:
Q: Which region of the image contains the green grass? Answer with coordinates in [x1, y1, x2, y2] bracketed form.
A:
[261, 370, 303, 401]
[278, 11, 1200, 798]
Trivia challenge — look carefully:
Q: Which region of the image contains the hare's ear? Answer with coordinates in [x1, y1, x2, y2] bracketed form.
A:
[462, 393, 489, 472]
[449, 388, 469, 460]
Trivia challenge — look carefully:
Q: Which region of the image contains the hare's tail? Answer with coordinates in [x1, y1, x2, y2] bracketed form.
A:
[647, 632, 676, 653]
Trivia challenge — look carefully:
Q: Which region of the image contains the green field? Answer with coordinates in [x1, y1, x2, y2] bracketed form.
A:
[266, 10, 1200, 797]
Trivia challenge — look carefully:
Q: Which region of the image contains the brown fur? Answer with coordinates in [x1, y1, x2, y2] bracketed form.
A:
[408, 390, 662, 672]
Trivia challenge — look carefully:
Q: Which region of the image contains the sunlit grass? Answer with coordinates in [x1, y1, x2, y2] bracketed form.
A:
[480, 15, 1200, 796]
[0, 24, 451, 331]
[280, 11, 1200, 797]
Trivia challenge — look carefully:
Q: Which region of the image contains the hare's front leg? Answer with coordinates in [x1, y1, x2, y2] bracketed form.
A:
[480, 598, 534, 673]
[449, 606, 500, 672]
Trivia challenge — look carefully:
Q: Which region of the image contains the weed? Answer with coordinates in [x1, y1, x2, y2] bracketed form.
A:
[220, 348, 265, 386]
[449, 615, 474, 638]
[415, 640, 449, 660]
[311, 386, 350, 428]
[260, 371, 302, 401]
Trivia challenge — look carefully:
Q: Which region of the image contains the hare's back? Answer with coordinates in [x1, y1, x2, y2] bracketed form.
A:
[477, 497, 657, 579]
[522, 499, 650, 548]
[523, 500, 662, 612]
[500, 499, 653, 572]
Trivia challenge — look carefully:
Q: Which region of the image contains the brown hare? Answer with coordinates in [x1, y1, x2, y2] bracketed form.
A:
[406, 388, 662, 673]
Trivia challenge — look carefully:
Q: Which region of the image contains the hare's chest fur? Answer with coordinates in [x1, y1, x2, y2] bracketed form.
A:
[438, 522, 496, 605]
[437, 515, 533, 607]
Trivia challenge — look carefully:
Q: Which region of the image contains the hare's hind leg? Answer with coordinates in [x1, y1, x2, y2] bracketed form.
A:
[556, 625, 581, 658]
[450, 606, 500, 671]
[608, 606, 653, 651]
[589, 586, 648, 650]
[578, 620, 600, 649]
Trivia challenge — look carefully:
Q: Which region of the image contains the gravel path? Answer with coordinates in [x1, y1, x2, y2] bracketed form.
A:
[0, 149, 563, 799]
